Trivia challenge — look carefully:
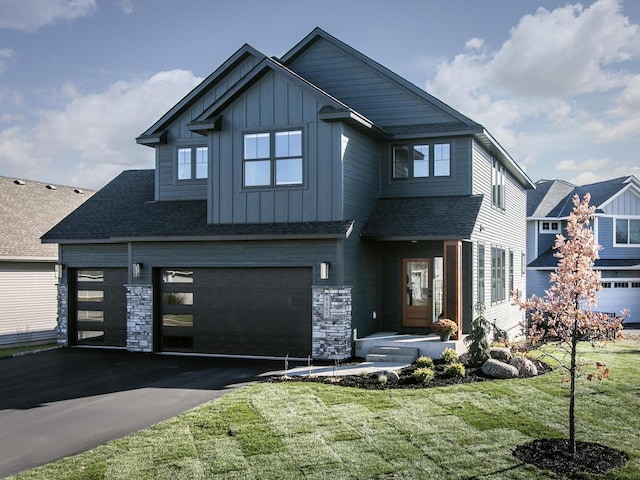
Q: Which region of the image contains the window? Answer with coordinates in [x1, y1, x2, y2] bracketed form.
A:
[601, 282, 612, 288]
[162, 292, 193, 305]
[77, 270, 103, 282]
[521, 252, 526, 275]
[162, 269, 193, 283]
[615, 218, 640, 245]
[392, 143, 451, 180]
[478, 245, 485, 304]
[162, 314, 194, 327]
[491, 247, 506, 302]
[77, 310, 104, 322]
[177, 146, 208, 180]
[509, 251, 514, 294]
[78, 290, 103, 302]
[243, 130, 302, 187]
[492, 159, 506, 210]
[614, 282, 629, 288]
[540, 221, 561, 233]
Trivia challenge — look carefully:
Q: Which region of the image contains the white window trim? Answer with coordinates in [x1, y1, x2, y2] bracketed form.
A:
[613, 215, 640, 247]
[539, 220, 561, 234]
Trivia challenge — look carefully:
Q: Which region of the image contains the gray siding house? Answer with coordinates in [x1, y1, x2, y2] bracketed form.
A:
[527, 175, 640, 320]
[43, 29, 534, 359]
[0, 176, 92, 347]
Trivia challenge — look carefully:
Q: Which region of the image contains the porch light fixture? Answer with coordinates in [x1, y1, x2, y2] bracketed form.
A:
[55, 263, 65, 280]
[133, 262, 143, 279]
[320, 261, 330, 280]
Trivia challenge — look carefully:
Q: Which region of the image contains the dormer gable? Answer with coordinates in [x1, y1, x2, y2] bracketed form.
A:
[136, 44, 265, 146]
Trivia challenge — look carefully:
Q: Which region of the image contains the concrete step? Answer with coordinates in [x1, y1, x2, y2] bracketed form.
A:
[365, 346, 420, 364]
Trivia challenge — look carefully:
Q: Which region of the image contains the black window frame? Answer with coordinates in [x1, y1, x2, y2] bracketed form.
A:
[242, 129, 304, 188]
[391, 142, 452, 180]
[177, 145, 208, 181]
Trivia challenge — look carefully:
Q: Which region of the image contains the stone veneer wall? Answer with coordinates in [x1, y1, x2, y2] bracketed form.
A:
[312, 286, 352, 360]
[126, 284, 153, 353]
[57, 283, 68, 346]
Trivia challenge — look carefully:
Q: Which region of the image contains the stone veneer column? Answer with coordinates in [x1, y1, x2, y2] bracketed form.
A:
[312, 286, 352, 360]
[126, 284, 153, 353]
[57, 283, 68, 346]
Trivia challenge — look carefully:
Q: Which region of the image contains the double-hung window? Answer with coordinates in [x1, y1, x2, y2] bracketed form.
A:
[392, 143, 450, 180]
[615, 217, 640, 245]
[244, 130, 303, 187]
[478, 245, 485, 304]
[492, 158, 506, 210]
[177, 146, 208, 180]
[491, 247, 506, 302]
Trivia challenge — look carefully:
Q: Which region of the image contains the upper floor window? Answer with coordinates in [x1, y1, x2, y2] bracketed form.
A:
[178, 146, 208, 180]
[243, 130, 303, 187]
[492, 159, 505, 210]
[615, 218, 640, 245]
[392, 143, 450, 180]
[540, 221, 561, 234]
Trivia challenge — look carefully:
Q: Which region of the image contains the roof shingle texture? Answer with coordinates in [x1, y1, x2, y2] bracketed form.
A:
[361, 195, 483, 240]
[43, 170, 354, 241]
[0, 176, 93, 259]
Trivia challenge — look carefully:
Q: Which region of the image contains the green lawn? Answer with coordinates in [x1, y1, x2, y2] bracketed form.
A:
[10, 340, 640, 479]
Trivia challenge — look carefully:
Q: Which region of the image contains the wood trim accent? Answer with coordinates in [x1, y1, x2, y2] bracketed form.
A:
[443, 240, 462, 339]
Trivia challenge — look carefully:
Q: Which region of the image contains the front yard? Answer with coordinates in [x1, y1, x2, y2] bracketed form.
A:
[10, 339, 640, 479]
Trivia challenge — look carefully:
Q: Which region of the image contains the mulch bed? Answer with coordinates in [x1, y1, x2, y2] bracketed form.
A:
[513, 439, 628, 477]
[270, 358, 628, 476]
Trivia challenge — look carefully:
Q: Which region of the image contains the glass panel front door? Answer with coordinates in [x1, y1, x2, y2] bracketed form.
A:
[402, 258, 431, 328]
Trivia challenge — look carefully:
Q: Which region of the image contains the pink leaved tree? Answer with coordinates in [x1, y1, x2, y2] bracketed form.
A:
[514, 193, 626, 455]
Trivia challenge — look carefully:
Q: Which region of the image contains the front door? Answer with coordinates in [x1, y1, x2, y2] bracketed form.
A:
[402, 258, 431, 328]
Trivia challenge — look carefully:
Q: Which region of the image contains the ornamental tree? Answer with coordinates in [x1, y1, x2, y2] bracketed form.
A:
[514, 193, 626, 455]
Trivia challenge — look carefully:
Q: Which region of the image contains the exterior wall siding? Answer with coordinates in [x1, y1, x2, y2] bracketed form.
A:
[601, 188, 640, 215]
[286, 38, 455, 126]
[207, 72, 343, 224]
[526, 269, 553, 299]
[341, 125, 382, 339]
[597, 216, 640, 258]
[0, 262, 58, 346]
[470, 139, 527, 337]
[381, 137, 472, 198]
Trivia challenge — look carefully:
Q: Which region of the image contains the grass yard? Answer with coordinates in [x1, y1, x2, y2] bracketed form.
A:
[9, 340, 640, 479]
[0, 344, 57, 359]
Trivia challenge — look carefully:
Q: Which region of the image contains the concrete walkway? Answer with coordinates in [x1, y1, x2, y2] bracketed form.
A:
[284, 361, 409, 377]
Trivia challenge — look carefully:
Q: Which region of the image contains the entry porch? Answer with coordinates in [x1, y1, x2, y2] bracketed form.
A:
[354, 331, 468, 361]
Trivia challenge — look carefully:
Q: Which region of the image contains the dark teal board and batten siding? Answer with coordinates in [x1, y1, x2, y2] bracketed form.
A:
[208, 71, 344, 225]
[154, 55, 260, 203]
[470, 139, 528, 335]
[341, 124, 383, 338]
[60, 244, 129, 268]
[381, 137, 472, 198]
[286, 38, 456, 126]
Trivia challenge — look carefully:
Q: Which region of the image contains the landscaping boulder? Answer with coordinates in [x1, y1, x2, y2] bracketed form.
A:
[481, 359, 519, 379]
[510, 357, 538, 377]
[370, 370, 400, 383]
[490, 347, 512, 362]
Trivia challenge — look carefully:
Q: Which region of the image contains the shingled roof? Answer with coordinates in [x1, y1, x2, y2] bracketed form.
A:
[42, 170, 354, 243]
[361, 195, 483, 241]
[528, 176, 638, 218]
[0, 176, 93, 260]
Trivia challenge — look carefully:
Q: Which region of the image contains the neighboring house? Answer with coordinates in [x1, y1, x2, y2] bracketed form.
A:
[43, 28, 534, 360]
[527, 175, 640, 320]
[0, 176, 92, 347]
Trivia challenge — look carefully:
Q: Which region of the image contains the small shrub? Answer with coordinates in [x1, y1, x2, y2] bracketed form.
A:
[415, 356, 434, 368]
[441, 348, 458, 364]
[444, 362, 466, 378]
[464, 302, 491, 366]
[412, 367, 435, 382]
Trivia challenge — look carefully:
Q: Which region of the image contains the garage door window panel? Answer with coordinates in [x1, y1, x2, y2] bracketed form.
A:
[78, 290, 104, 302]
[162, 314, 193, 327]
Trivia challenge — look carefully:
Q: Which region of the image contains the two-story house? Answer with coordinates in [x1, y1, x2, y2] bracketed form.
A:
[43, 28, 534, 360]
[527, 175, 640, 320]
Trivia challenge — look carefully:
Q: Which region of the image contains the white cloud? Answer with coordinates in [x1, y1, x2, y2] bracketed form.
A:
[0, 0, 97, 32]
[426, 0, 640, 182]
[0, 70, 202, 189]
[117, 0, 133, 15]
[0, 48, 15, 73]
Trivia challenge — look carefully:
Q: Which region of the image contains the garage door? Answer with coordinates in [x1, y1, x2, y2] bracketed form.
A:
[597, 280, 640, 319]
[70, 268, 127, 347]
[159, 267, 312, 357]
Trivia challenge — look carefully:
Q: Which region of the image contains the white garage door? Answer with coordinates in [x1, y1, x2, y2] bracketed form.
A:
[597, 280, 640, 321]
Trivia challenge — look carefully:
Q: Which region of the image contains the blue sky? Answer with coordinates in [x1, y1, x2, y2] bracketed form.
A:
[1, 0, 639, 190]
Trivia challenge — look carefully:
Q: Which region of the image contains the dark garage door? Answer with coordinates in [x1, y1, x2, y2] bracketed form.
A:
[70, 268, 127, 347]
[159, 267, 312, 357]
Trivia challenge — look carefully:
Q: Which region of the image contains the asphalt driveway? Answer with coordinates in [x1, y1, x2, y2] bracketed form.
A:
[0, 348, 285, 478]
